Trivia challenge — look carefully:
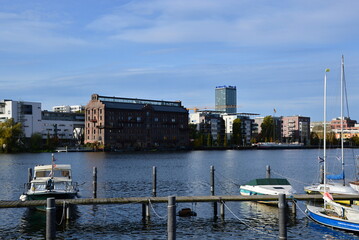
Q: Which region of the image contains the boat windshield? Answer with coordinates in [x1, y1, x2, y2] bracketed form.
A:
[35, 170, 71, 178]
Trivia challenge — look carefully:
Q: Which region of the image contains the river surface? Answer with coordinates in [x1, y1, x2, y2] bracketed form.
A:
[1, 149, 359, 239]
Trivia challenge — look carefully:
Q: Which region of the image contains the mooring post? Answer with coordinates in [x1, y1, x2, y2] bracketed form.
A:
[266, 165, 271, 178]
[167, 196, 176, 240]
[46, 197, 56, 240]
[319, 164, 324, 184]
[142, 203, 146, 220]
[66, 202, 71, 220]
[220, 200, 225, 220]
[93, 167, 97, 198]
[278, 194, 287, 240]
[28, 168, 32, 189]
[152, 166, 157, 197]
[146, 201, 151, 219]
[210, 165, 218, 220]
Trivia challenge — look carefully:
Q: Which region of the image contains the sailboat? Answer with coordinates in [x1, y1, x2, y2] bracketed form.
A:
[304, 56, 358, 196]
[307, 57, 359, 232]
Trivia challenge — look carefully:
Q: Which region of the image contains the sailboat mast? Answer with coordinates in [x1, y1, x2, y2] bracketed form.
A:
[341, 55, 345, 185]
[324, 68, 329, 190]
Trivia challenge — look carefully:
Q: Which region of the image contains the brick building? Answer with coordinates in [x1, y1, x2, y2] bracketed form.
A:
[85, 94, 189, 150]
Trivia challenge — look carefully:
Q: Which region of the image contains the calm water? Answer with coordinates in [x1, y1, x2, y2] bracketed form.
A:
[1, 149, 359, 239]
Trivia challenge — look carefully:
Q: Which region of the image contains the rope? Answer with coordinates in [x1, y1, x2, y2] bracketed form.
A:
[148, 199, 166, 219]
[271, 170, 310, 185]
[293, 199, 312, 220]
[56, 201, 67, 225]
[222, 201, 277, 238]
[215, 170, 241, 187]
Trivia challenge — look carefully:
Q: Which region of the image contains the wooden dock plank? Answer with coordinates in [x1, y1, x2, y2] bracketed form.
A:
[2, 194, 359, 208]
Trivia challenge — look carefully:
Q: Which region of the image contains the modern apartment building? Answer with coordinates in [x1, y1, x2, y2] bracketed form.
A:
[282, 116, 310, 144]
[189, 111, 225, 142]
[85, 94, 189, 150]
[222, 113, 254, 145]
[52, 105, 85, 113]
[0, 99, 84, 142]
[215, 85, 237, 113]
[0, 100, 42, 138]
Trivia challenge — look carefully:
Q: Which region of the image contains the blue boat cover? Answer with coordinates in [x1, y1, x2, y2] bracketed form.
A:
[326, 172, 345, 180]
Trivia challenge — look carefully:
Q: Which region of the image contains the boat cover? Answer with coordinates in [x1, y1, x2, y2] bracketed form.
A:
[244, 178, 290, 186]
[326, 173, 345, 180]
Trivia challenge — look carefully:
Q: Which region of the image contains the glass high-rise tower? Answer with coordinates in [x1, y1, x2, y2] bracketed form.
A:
[215, 85, 237, 113]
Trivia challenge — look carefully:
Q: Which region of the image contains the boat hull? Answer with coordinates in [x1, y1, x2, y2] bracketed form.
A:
[307, 205, 359, 232]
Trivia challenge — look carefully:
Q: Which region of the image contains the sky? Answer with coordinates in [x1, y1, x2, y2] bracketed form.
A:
[1, 0, 359, 122]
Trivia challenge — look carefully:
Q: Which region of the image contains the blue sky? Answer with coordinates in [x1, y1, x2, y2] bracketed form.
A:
[1, 0, 359, 121]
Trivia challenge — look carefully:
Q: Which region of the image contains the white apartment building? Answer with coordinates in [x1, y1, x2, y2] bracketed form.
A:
[52, 105, 84, 113]
[0, 100, 42, 138]
[222, 113, 253, 145]
[0, 100, 84, 141]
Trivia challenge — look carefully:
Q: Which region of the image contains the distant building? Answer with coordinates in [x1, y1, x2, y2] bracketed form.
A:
[330, 117, 357, 130]
[85, 94, 189, 150]
[222, 113, 254, 145]
[215, 85, 237, 113]
[0, 100, 42, 138]
[253, 116, 282, 141]
[0, 99, 84, 142]
[282, 116, 310, 144]
[41, 111, 84, 143]
[189, 111, 225, 142]
[53, 105, 84, 113]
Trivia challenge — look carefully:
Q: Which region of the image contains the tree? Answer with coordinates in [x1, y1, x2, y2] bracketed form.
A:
[29, 133, 43, 152]
[261, 116, 274, 142]
[232, 118, 242, 145]
[0, 118, 24, 153]
[206, 133, 212, 147]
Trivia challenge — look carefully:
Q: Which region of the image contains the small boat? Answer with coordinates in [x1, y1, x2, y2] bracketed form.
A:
[20, 154, 79, 208]
[239, 178, 296, 197]
[304, 182, 358, 195]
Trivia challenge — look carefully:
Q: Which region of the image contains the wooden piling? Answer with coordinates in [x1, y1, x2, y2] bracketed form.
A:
[220, 201, 225, 220]
[167, 196, 176, 240]
[152, 166, 157, 197]
[66, 202, 71, 220]
[278, 194, 287, 240]
[28, 168, 32, 186]
[93, 167, 97, 198]
[46, 198, 56, 240]
[210, 166, 218, 220]
[266, 165, 271, 178]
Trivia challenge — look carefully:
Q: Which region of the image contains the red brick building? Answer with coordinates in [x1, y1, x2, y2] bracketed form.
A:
[85, 94, 189, 150]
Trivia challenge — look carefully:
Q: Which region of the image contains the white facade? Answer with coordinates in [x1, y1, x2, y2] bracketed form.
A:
[0, 100, 84, 141]
[0, 100, 42, 138]
[53, 105, 84, 113]
[222, 113, 253, 144]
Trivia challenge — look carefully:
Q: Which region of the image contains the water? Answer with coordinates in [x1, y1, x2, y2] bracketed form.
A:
[1, 149, 359, 239]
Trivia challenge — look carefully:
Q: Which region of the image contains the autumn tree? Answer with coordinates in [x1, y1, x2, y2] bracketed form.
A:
[0, 118, 24, 153]
[261, 116, 274, 142]
[232, 118, 242, 146]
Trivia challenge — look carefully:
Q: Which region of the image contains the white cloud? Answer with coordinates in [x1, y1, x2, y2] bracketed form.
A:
[87, 0, 359, 46]
[0, 11, 87, 53]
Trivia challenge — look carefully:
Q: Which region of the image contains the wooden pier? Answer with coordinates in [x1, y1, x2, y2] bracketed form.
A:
[1, 193, 359, 208]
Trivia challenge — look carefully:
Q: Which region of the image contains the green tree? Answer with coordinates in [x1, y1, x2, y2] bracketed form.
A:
[261, 116, 274, 142]
[223, 134, 228, 147]
[206, 133, 212, 147]
[29, 133, 43, 152]
[232, 118, 242, 145]
[0, 118, 24, 153]
[217, 134, 222, 147]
